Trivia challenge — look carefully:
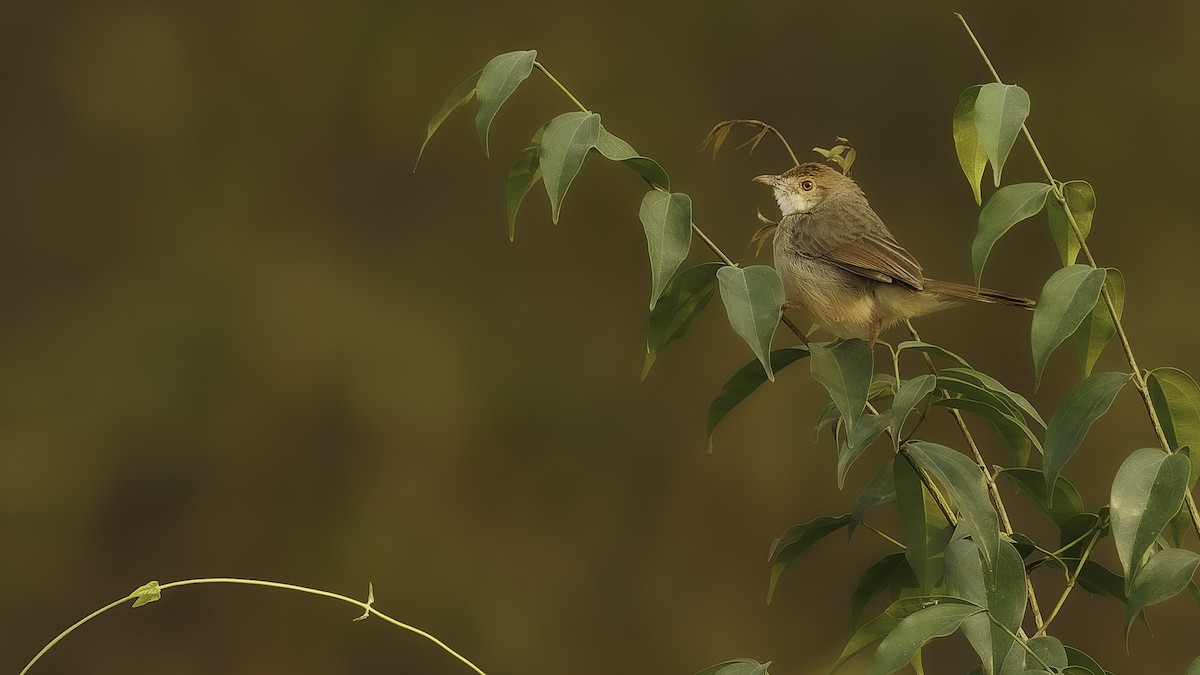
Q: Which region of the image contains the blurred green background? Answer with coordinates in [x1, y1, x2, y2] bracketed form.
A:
[4, 2, 1200, 673]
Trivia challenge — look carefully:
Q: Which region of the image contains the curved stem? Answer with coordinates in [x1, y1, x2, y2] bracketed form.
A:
[955, 11, 1200, 539]
[20, 579, 488, 675]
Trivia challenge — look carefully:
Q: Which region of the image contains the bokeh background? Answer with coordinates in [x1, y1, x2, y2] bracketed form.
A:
[4, 2, 1200, 673]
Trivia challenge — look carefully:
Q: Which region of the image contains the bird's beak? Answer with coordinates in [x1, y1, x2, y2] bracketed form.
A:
[752, 174, 780, 188]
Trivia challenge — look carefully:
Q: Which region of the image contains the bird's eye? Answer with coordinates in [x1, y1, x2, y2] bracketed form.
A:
[801, 180, 814, 191]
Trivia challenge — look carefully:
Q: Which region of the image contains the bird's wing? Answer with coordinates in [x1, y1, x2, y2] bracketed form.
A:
[784, 212, 925, 290]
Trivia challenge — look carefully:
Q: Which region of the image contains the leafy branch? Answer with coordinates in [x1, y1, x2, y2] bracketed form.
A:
[955, 12, 1200, 538]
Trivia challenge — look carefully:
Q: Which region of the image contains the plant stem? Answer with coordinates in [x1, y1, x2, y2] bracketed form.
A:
[20, 578, 488, 675]
[1036, 530, 1100, 636]
[533, 61, 589, 113]
[862, 521, 907, 550]
[955, 11, 1200, 539]
[904, 319, 1045, 630]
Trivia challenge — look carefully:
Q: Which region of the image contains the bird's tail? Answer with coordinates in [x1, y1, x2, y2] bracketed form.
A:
[923, 279, 1035, 309]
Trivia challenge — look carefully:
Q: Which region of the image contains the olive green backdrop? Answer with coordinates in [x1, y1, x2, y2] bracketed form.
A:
[3, 2, 1199, 673]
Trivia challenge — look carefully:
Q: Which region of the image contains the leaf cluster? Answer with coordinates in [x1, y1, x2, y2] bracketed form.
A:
[415, 22, 1200, 675]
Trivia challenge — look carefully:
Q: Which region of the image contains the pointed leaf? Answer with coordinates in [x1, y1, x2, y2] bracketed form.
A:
[945, 539, 1026, 675]
[1110, 448, 1190, 584]
[850, 458, 897, 538]
[953, 85, 988, 205]
[539, 111, 601, 223]
[832, 596, 977, 674]
[595, 125, 670, 189]
[939, 367, 1045, 428]
[973, 183, 1053, 285]
[1125, 548, 1200, 636]
[506, 127, 545, 240]
[1043, 371, 1130, 491]
[810, 339, 874, 432]
[1047, 180, 1097, 266]
[890, 375, 937, 448]
[897, 340, 971, 367]
[131, 580, 162, 608]
[1032, 265, 1107, 386]
[1147, 367, 1200, 487]
[694, 658, 772, 675]
[851, 554, 909, 630]
[767, 514, 851, 603]
[1187, 654, 1200, 675]
[706, 347, 810, 451]
[998, 467, 1084, 528]
[1063, 646, 1108, 675]
[1024, 636, 1068, 673]
[717, 265, 785, 380]
[932, 397, 1041, 454]
[475, 50, 537, 156]
[415, 69, 482, 169]
[895, 457, 953, 592]
[644, 263, 721, 378]
[906, 442, 999, 573]
[1073, 268, 1123, 377]
[839, 412, 892, 488]
[866, 602, 985, 675]
[973, 82, 1030, 187]
[640, 191, 693, 310]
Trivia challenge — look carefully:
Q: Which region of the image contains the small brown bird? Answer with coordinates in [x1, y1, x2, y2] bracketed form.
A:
[753, 162, 1034, 343]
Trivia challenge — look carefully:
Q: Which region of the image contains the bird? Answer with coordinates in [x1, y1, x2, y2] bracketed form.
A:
[753, 162, 1034, 344]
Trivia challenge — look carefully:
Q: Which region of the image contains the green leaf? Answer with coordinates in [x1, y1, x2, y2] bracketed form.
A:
[890, 375, 937, 449]
[1187, 654, 1200, 675]
[594, 125, 670, 190]
[706, 346, 809, 451]
[1031, 265, 1107, 386]
[639, 191, 693, 310]
[972, 82, 1030, 187]
[131, 580, 162, 608]
[717, 265, 785, 381]
[1125, 548, 1200, 637]
[945, 539, 1026, 675]
[810, 339, 874, 433]
[866, 602, 985, 675]
[953, 85, 988, 205]
[906, 442, 999, 573]
[539, 111, 601, 224]
[998, 467, 1085, 528]
[644, 263, 721, 379]
[938, 367, 1045, 428]
[767, 514, 852, 603]
[1024, 636, 1068, 673]
[415, 68, 482, 169]
[1073, 268, 1123, 377]
[475, 50, 537, 156]
[1053, 558, 1126, 604]
[973, 183, 1053, 286]
[1043, 371, 1130, 492]
[896, 341, 971, 367]
[851, 554, 909, 631]
[694, 659, 772, 675]
[1047, 180, 1097, 266]
[932, 397, 1041, 454]
[849, 458, 897, 539]
[1063, 646, 1108, 675]
[831, 596, 976, 674]
[839, 412, 892, 488]
[1147, 367, 1200, 487]
[506, 126, 545, 241]
[895, 457, 953, 592]
[1110, 448, 1191, 585]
